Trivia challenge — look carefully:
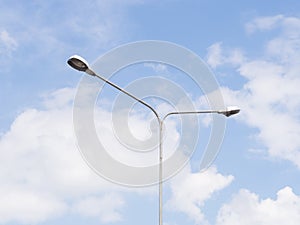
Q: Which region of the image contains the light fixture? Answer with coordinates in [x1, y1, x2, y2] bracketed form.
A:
[219, 106, 240, 117]
[67, 55, 89, 72]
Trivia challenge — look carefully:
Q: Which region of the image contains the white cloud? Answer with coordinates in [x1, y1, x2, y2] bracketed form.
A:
[216, 187, 300, 225]
[245, 15, 284, 34]
[0, 29, 17, 70]
[166, 166, 234, 225]
[206, 42, 223, 68]
[72, 193, 124, 223]
[0, 86, 185, 224]
[0, 87, 127, 224]
[0, 0, 144, 68]
[43, 88, 75, 109]
[210, 15, 300, 168]
[0, 186, 67, 224]
[0, 29, 17, 55]
[206, 42, 245, 69]
[144, 62, 168, 73]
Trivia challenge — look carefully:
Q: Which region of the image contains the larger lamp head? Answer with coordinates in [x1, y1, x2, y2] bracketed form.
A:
[67, 55, 90, 72]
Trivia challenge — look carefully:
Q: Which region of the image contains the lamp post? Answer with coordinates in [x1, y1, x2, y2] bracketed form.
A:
[67, 55, 240, 225]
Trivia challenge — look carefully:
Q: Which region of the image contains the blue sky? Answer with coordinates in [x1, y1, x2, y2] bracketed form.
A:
[1, 0, 300, 225]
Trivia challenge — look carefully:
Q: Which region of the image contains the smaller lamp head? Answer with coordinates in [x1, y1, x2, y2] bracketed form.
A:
[222, 106, 240, 117]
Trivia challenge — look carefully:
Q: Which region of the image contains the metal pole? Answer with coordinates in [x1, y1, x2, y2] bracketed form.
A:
[159, 120, 163, 225]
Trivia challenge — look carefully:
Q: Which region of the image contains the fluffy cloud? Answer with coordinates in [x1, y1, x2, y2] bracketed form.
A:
[0, 88, 126, 224]
[0, 187, 67, 224]
[217, 187, 300, 225]
[0, 29, 17, 70]
[0, 86, 190, 224]
[144, 62, 168, 73]
[166, 166, 234, 225]
[72, 193, 124, 223]
[0, 0, 144, 69]
[208, 15, 300, 168]
[245, 15, 284, 33]
[0, 30, 17, 55]
[206, 42, 245, 69]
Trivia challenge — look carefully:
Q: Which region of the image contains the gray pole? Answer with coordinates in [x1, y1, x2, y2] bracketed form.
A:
[159, 120, 163, 225]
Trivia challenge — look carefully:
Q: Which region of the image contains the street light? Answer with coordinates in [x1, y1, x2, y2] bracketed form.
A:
[67, 55, 240, 225]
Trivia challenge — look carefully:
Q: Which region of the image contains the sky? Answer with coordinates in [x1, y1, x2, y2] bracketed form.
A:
[1, 0, 300, 225]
